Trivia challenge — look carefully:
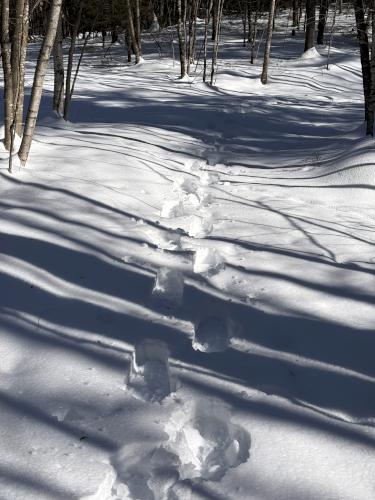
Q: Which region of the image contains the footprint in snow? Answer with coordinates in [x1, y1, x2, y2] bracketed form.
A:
[125, 338, 176, 403]
[151, 267, 184, 308]
[192, 316, 239, 353]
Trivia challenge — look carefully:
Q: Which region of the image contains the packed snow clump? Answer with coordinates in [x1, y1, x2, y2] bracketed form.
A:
[194, 247, 224, 275]
[152, 267, 184, 307]
[187, 214, 214, 238]
[199, 171, 220, 186]
[300, 47, 322, 59]
[173, 176, 199, 195]
[164, 399, 251, 481]
[161, 198, 185, 218]
[126, 339, 173, 402]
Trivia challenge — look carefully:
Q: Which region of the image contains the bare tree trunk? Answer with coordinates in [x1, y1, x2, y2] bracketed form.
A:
[125, 0, 142, 63]
[12, 0, 29, 136]
[177, 0, 187, 77]
[261, 0, 276, 84]
[187, 0, 199, 74]
[304, 0, 316, 51]
[210, 0, 225, 85]
[135, 0, 141, 51]
[1, 0, 14, 152]
[354, 0, 372, 134]
[18, 0, 63, 166]
[250, 1, 259, 64]
[203, 0, 213, 82]
[317, 0, 328, 44]
[53, 12, 64, 116]
[292, 0, 298, 35]
[370, 0, 375, 135]
[63, 1, 83, 121]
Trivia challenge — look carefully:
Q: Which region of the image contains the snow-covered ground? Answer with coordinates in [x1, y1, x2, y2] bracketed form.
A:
[1, 12, 375, 500]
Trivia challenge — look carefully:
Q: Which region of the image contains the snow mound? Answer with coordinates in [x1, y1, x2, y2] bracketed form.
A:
[190, 159, 206, 172]
[199, 171, 220, 186]
[197, 187, 213, 206]
[0, 129, 22, 163]
[173, 176, 199, 195]
[126, 339, 173, 402]
[165, 399, 250, 481]
[80, 469, 121, 500]
[215, 72, 262, 93]
[187, 214, 213, 238]
[177, 74, 193, 83]
[113, 445, 179, 500]
[152, 267, 184, 307]
[193, 317, 237, 353]
[300, 47, 322, 59]
[193, 247, 224, 275]
[148, 230, 182, 251]
[161, 198, 185, 218]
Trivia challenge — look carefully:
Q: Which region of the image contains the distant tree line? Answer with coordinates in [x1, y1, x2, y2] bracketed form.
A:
[1, 0, 374, 170]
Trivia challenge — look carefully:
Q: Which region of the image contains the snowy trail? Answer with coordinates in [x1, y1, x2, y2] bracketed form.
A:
[1, 15, 375, 500]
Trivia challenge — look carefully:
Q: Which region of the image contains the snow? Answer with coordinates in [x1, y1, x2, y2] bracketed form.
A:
[152, 267, 184, 307]
[1, 9, 375, 500]
[193, 247, 225, 275]
[300, 46, 323, 59]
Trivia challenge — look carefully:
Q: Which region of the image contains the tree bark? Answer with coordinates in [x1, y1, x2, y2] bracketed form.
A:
[53, 12, 64, 116]
[1, 0, 14, 151]
[210, 0, 225, 85]
[304, 0, 315, 51]
[203, 0, 213, 82]
[63, 1, 83, 121]
[125, 0, 142, 64]
[354, 0, 372, 134]
[177, 0, 187, 77]
[317, 0, 328, 45]
[354, 0, 373, 134]
[261, 0, 276, 84]
[18, 0, 63, 166]
[11, 0, 29, 136]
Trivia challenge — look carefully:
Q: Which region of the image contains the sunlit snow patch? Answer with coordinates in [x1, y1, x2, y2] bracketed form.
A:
[126, 339, 174, 402]
[152, 267, 184, 307]
[300, 47, 323, 59]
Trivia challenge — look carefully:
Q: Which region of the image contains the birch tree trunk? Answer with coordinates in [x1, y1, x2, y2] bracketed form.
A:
[261, 0, 276, 84]
[1, 0, 14, 152]
[18, 0, 63, 166]
[12, 0, 29, 136]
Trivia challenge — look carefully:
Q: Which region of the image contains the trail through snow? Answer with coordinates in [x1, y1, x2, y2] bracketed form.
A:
[1, 11, 375, 500]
